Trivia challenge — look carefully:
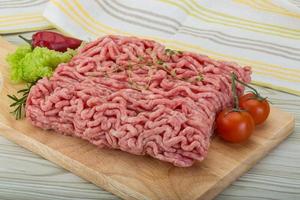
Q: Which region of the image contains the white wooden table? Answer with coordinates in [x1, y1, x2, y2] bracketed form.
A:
[0, 31, 299, 200]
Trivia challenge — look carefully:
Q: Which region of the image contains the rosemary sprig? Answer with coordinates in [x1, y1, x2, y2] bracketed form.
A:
[7, 81, 36, 120]
[165, 48, 183, 56]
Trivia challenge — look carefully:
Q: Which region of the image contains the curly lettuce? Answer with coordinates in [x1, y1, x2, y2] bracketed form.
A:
[6, 45, 76, 83]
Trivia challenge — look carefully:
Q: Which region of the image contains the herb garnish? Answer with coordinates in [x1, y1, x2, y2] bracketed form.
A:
[195, 74, 204, 82]
[165, 48, 183, 56]
[8, 81, 36, 120]
[138, 56, 144, 62]
[157, 60, 164, 65]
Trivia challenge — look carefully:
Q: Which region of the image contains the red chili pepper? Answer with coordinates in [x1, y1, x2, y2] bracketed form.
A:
[19, 31, 82, 52]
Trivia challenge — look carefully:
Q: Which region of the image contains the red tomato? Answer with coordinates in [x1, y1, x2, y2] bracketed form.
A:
[239, 93, 270, 125]
[216, 109, 255, 143]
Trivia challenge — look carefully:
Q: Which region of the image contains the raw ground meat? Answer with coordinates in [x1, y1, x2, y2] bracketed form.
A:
[26, 35, 251, 167]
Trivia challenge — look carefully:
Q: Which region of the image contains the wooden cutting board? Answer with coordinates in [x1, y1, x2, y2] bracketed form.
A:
[0, 38, 295, 200]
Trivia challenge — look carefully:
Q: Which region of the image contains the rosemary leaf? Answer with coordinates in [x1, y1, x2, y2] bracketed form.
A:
[17, 87, 31, 93]
[7, 95, 18, 101]
[157, 60, 164, 65]
[195, 75, 204, 81]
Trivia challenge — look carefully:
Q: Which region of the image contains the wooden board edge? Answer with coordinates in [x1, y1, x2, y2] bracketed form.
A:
[0, 122, 148, 200]
[200, 114, 295, 200]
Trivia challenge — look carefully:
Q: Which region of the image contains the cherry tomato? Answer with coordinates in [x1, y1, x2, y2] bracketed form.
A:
[216, 109, 255, 143]
[239, 93, 270, 125]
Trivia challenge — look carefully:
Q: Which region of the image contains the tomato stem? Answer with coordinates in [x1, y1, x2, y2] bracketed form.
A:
[231, 73, 239, 109]
[231, 73, 267, 101]
[234, 74, 259, 96]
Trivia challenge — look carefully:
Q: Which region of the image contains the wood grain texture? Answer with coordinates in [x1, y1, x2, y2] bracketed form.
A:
[0, 33, 299, 200]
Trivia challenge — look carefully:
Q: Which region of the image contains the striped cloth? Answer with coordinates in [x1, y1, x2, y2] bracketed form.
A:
[0, 0, 51, 34]
[43, 0, 300, 95]
[277, 0, 300, 13]
[2, 0, 300, 95]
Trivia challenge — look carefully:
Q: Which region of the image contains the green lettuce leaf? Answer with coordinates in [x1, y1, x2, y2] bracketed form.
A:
[6, 45, 32, 83]
[6, 45, 76, 83]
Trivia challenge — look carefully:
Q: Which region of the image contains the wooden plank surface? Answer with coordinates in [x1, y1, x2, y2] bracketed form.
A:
[0, 33, 299, 199]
